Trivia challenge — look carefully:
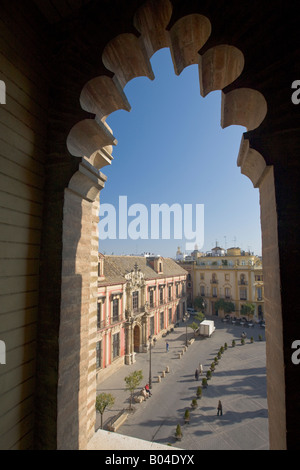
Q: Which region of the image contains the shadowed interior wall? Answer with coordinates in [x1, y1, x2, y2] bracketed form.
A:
[0, 0, 49, 449]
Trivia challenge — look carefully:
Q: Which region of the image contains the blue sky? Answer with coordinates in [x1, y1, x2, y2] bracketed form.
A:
[99, 47, 262, 258]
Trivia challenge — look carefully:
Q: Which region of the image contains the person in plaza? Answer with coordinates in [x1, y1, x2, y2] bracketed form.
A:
[217, 400, 223, 416]
[141, 387, 148, 400]
[195, 368, 199, 381]
[166, 341, 169, 352]
[199, 363, 203, 375]
[145, 383, 152, 397]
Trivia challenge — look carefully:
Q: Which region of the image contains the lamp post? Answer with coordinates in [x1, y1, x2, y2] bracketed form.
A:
[148, 335, 152, 389]
[184, 313, 188, 347]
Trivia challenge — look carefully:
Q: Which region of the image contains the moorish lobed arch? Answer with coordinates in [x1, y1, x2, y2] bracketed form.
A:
[60, 0, 282, 451]
[20, 0, 298, 452]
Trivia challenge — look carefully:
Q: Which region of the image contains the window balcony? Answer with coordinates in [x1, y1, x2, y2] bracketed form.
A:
[97, 319, 106, 330]
[111, 315, 122, 324]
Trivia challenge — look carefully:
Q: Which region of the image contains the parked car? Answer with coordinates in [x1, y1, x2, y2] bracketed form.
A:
[187, 308, 197, 315]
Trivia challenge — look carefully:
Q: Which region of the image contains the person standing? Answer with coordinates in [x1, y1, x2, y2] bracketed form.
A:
[217, 400, 223, 416]
[199, 364, 203, 375]
[195, 368, 199, 381]
[166, 341, 169, 352]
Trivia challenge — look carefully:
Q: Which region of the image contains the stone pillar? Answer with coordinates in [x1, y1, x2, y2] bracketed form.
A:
[124, 321, 131, 365]
[56, 159, 106, 450]
[268, 164, 300, 450]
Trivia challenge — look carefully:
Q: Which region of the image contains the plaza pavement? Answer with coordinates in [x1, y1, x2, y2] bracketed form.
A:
[94, 316, 268, 450]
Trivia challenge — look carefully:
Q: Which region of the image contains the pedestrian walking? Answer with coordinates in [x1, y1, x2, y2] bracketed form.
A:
[195, 368, 199, 381]
[199, 364, 203, 375]
[217, 400, 223, 416]
[166, 341, 169, 352]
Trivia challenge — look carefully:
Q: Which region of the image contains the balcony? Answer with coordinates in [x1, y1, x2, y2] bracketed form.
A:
[97, 319, 106, 330]
[132, 306, 146, 315]
[238, 280, 248, 285]
[111, 315, 123, 324]
[210, 279, 219, 284]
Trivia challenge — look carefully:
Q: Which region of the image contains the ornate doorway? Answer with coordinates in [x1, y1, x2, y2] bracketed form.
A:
[133, 325, 141, 353]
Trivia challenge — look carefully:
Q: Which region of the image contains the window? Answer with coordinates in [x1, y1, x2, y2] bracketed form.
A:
[200, 273, 204, 280]
[112, 333, 120, 359]
[168, 285, 172, 301]
[160, 312, 164, 330]
[240, 288, 247, 300]
[96, 341, 102, 369]
[225, 274, 230, 281]
[225, 288, 231, 299]
[176, 304, 180, 320]
[112, 298, 119, 322]
[182, 301, 186, 315]
[200, 285, 205, 296]
[132, 291, 139, 312]
[169, 308, 172, 323]
[149, 289, 154, 308]
[97, 302, 101, 329]
[150, 316, 154, 336]
[176, 284, 179, 297]
[212, 287, 217, 298]
[160, 287, 164, 305]
[257, 287, 262, 301]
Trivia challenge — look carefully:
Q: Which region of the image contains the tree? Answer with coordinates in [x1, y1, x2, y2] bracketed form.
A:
[194, 311, 205, 323]
[124, 370, 143, 410]
[241, 302, 255, 320]
[215, 299, 235, 315]
[188, 321, 199, 337]
[193, 296, 206, 312]
[95, 392, 115, 429]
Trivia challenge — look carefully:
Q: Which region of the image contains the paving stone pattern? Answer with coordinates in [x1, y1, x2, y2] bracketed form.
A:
[96, 317, 268, 450]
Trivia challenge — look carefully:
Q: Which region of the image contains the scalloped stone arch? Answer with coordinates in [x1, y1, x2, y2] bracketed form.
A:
[66, 4, 268, 189]
[60, 0, 288, 451]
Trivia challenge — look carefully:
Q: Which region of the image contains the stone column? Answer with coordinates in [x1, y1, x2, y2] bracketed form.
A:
[57, 159, 106, 450]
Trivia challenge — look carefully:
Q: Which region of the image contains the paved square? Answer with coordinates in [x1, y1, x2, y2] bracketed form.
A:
[96, 317, 268, 450]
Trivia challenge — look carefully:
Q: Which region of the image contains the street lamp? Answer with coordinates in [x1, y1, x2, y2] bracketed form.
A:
[148, 335, 152, 389]
[184, 313, 188, 347]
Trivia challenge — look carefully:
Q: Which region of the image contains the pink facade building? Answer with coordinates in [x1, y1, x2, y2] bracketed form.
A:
[96, 254, 188, 382]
